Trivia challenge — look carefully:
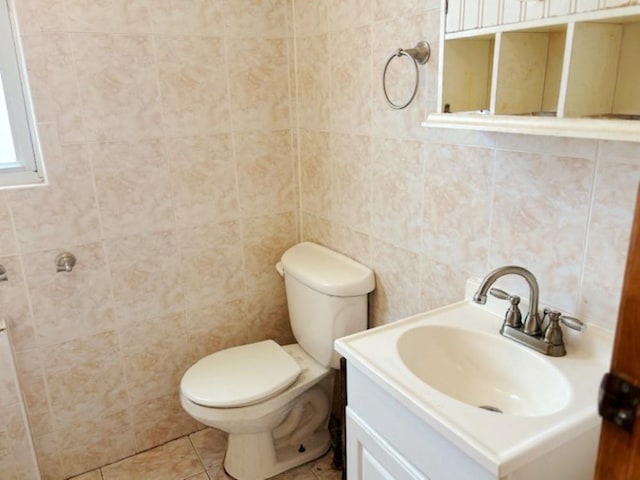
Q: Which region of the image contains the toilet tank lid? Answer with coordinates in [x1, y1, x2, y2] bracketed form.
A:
[280, 242, 375, 297]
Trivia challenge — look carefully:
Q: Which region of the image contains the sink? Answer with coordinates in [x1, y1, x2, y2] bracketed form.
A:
[397, 325, 571, 416]
[335, 280, 613, 478]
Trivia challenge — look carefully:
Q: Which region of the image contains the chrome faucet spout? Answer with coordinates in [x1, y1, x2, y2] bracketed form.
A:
[474, 265, 541, 335]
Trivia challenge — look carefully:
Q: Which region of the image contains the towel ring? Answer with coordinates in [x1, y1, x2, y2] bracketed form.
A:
[382, 41, 431, 110]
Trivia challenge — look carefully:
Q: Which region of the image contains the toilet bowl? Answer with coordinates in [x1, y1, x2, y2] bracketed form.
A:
[179, 242, 375, 480]
[181, 343, 333, 479]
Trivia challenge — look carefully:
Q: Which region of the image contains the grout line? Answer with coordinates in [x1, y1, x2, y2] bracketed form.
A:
[575, 140, 601, 316]
[290, 0, 304, 243]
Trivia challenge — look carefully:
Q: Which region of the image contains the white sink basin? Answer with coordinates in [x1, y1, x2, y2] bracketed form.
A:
[335, 279, 613, 477]
[397, 325, 571, 416]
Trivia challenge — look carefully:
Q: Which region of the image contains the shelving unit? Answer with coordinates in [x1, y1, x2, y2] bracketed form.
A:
[427, 3, 640, 141]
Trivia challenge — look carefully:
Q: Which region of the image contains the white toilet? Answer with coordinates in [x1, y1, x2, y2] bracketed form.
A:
[180, 242, 375, 480]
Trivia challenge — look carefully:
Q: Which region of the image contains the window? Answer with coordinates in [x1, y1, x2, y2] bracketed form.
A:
[0, 0, 45, 187]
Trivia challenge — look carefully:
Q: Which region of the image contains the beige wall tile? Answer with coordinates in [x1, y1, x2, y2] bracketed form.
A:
[107, 230, 183, 322]
[330, 134, 371, 233]
[156, 36, 231, 137]
[177, 221, 244, 309]
[422, 143, 493, 273]
[150, 0, 225, 36]
[0, 207, 17, 257]
[91, 140, 174, 238]
[243, 212, 297, 292]
[71, 33, 163, 142]
[491, 150, 594, 311]
[186, 300, 248, 362]
[370, 240, 421, 326]
[130, 398, 199, 453]
[329, 27, 372, 135]
[371, 138, 424, 251]
[21, 34, 86, 144]
[301, 213, 332, 247]
[300, 130, 331, 218]
[121, 313, 191, 403]
[56, 409, 135, 478]
[65, 0, 150, 34]
[13, 0, 67, 34]
[580, 143, 640, 329]
[42, 332, 128, 428]
[8, 141, 101, 253]
[329, 224, 371, 268]
[166, 134, 239, 228]
[235, 130, 296, 217]
[228, 48, 291, 132]
[296, 34, 330, 130]
[223, 0, 288, 39]
[373, 0, 430, 21]
[294, 0, 329, 36]
[23, 243, 115, 346]
[328, 0, 372, 31]
[247, 278, 293, 345]
[420, 257, 470, 312]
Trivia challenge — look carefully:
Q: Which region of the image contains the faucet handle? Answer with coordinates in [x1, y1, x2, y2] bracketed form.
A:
[543, 308, 586, 333]
[490, 288, 523, 328]
[489, 288, 511, 300]
[560, 315, 586, 332]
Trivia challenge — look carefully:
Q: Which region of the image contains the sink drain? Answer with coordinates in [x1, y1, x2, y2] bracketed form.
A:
[478, 405, 503, 413]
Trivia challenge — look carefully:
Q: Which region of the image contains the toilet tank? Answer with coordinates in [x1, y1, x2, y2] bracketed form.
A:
[280, 242, 375, 369]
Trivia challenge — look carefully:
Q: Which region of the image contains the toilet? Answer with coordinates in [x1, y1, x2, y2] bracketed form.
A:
[180, 242, 375, 480]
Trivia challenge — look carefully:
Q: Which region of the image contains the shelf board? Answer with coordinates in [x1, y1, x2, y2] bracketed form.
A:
[424, 113, 640, 142]
[445, 5, 640, 40]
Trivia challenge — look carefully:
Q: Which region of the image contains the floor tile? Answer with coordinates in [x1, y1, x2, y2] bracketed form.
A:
[69, 470, 103, 480]
[185, 473, 209, 480]
[101, 437, 204, 480]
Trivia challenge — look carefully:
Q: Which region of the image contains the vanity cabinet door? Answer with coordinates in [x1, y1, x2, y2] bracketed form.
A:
[347, 408, 429, 480]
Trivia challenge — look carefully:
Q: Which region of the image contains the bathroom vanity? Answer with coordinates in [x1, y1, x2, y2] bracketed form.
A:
[335, 282, 613, 480]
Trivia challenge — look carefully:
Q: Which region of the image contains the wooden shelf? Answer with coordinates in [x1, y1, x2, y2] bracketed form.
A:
[429, 3, 640, 141]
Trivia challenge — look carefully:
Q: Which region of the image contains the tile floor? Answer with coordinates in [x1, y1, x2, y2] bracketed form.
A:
[68, 428, 342, 480]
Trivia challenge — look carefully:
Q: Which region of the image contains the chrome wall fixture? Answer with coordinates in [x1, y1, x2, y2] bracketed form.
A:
[55, 252, 76, 273]
[382, 40, 431, 110]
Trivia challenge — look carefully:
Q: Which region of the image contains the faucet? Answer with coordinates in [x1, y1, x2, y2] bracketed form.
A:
[473, 265, 586, 357]
[473, 265, 541, 335]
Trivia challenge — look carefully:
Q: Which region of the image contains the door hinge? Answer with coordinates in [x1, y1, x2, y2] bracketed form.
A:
[598, 372, 640, 433]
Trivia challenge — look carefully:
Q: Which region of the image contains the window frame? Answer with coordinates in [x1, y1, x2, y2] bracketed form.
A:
[0, 0, 46, 188]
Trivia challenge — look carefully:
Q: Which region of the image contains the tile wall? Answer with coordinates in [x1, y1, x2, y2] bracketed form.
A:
[0, 0, 638, 479]
[0, 1, 297, 478]
[293, 0, 640, 329]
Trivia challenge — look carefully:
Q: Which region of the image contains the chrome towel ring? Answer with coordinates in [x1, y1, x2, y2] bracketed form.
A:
[382, 41, 431, 110]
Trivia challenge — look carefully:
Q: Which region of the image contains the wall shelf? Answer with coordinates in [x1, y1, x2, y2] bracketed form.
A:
[427, 3, 640, 141]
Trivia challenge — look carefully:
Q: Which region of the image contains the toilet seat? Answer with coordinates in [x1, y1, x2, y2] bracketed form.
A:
[181, 340, 302, 408]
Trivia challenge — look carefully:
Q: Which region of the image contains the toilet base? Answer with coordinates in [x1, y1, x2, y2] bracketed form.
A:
[224, 428, 331, 480]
